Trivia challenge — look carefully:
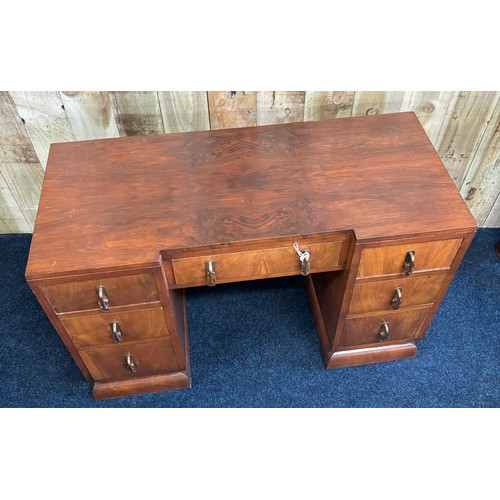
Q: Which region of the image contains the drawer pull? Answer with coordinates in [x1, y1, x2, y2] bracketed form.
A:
[205, 260, 216, 286]
[403, 250, 415, 275]
[125, 354, 137, 373]
[96, 285, 110, 311]
[111, 322, 123, 344]
[391, 287, 402, 309]
[378, 322, 389, 341]
[293, 243, 311, 276]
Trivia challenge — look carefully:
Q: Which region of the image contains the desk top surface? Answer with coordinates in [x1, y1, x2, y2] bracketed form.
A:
[26, 112, 476, 278]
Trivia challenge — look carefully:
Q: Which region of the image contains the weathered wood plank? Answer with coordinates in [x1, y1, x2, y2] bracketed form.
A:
[110, 91, 164, 136]
[303, 91, 355, 121]
[351, 91, 405, 116]
[158, 91, 210, 133]
[207, 91, 257, 129]
[0, 92, 44, 230]
[257, 91, 306, 125]
[0, 171, 31, 232]
[9, 91, 76, 170]
[59, 91, 120, 140]
[435, 91, 499, 189]
[399, 91, 458, 145]
[459, 99, 500, 225]
[484, 192, 500, 227]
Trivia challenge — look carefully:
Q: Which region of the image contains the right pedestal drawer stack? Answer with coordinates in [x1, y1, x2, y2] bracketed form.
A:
[341, 238, 464, 352]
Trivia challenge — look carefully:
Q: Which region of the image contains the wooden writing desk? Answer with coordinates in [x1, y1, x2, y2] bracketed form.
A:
[25, 112, 477, 399]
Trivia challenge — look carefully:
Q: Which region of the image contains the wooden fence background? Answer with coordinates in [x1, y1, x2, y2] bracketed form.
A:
[0, 91, 498, 233]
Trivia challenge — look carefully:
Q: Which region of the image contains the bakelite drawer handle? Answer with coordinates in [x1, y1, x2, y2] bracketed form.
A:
[125, 354, 136, 373]
[205, 260, 216, 286]
[111, 322, 123, 344]
[96, 285, 110, 311]
[391, 287, 402, 309]
[403, 250, 415, 275]
[378, 322, 389, 341]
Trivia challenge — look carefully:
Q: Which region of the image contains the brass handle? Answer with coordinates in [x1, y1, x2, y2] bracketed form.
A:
[111, 322, 123, 343]
[378, 322, 389, 341]
[391, 287, 402, 309]
[205, 260, 216, 286]
[125, 354, 136, 373]
[96, 285, 110, 311]
[403, 250, 415, 275]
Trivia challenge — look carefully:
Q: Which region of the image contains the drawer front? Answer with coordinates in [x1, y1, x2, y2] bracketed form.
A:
[358, 239, 462, 278]
[41, 273, 159, 313]
[79, 339, 179, 381]
[341, 307, 431, 348]
[171, 240, 348, 287]
[348, 273, 447, 315]
[61, 307, 169, 349]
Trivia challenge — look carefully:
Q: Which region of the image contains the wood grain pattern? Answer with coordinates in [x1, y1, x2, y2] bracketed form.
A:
[8, 91, 76, 169]
[0, 91, 498, 233]
[170, 239, 348, 287]
[41, 273, 159, 313]
[158, 91, 210, 132]
[459, 100, 500, 225]
[0, 171, 32, 232]
[357, 239, 463, 278]
[329, 342, 417, 368]
[61, 306, 169, 348]
[26, 113, 477, 278]
[400, 91, 458, 145]
[257, 91, 306, 125]
[304, 91, 355, 121]
[342, 306, 431, 347]
[351, 91, 405, 116]
[79, 338, 179, 381]
[110, 91, 164, 136]
[348, 273, 447, 315]
[93, 371, 190, 399]
[484, 193, 500, 227]
[0, 92, 44, 230]
[435, 91, 499, 189]
[207, 91, 257, 129]
[60, 91, 120, 140]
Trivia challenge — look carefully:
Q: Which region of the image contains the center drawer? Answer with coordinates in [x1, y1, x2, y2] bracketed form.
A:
[168, 239, 349, 288]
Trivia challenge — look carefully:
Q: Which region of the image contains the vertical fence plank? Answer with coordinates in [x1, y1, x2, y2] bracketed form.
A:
[158, 91, 210, 133]
[207, 91, 257, 129]
[459, 99, 500, 225]
[351, 91, 405, 116]
[0, 92, 43, 231]
[9, 91, 75, 170]
[303, 91, 355, 121]
[110, 91, 165, 136]
[399, 91, 458, 145]
[59, 91, 120, 140]
[0, 171, 31, 232]
[484, 193, 500, 227]
[435, 91, 499, 189]
[256, 91, 306, 125]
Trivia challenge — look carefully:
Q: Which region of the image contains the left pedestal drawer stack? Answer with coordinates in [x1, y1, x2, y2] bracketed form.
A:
[32, 271, 188, 398]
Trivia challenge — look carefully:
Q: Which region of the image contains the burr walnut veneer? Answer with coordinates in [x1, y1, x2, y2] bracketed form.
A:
[25, 112, 477, 399]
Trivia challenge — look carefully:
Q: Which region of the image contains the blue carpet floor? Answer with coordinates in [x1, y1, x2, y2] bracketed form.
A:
[1, 229, 498, 407]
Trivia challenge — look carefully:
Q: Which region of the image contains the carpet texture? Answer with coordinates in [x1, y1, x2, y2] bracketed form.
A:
[1, 229, 498, 407]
